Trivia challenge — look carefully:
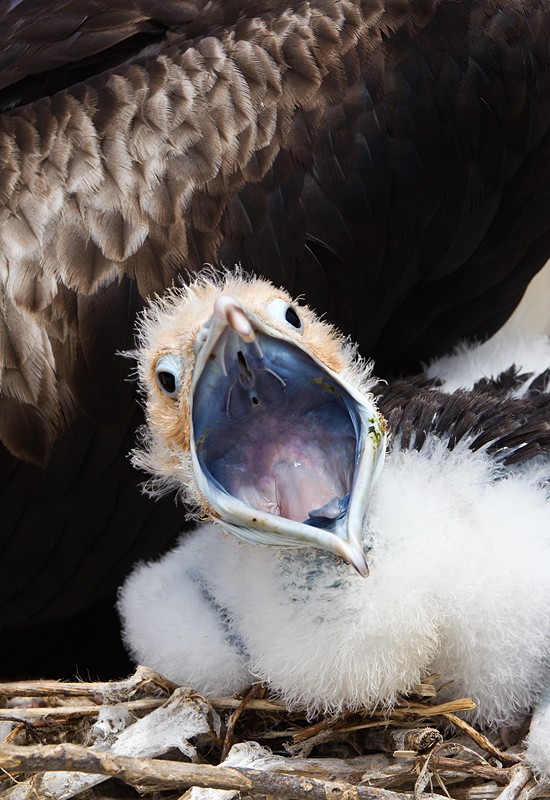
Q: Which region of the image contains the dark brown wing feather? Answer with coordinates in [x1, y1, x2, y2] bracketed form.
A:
[2, 0, 550, 462]
[1, 0, 550, 675]
[0, 1, 201, 96]
[375, 370, 550, 466]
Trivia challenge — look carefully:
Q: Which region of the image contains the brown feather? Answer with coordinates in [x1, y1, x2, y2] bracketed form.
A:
[0, 0, 549, 468]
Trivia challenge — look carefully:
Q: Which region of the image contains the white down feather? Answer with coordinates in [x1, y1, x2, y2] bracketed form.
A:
[119, 332, 550, 779]
[426, 331, 550, 394]
[119, 436, 550, 726]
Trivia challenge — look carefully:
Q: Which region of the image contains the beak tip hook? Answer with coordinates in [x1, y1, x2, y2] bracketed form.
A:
[214, 295, 256, 342]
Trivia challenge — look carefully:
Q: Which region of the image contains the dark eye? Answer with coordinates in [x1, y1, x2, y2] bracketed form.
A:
[155, 354, 181, 397]
[285, 306, 301, 328]
[157, 371, 176, 395]
[266, 297, 304, 331]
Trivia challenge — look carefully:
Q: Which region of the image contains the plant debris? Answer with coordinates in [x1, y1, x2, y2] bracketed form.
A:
[0, 666, 547, 800]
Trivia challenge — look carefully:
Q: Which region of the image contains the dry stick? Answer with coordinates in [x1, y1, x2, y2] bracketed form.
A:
[516, 778, 550, 800]
[440, 714, 520, 766]
[0, 698, 163, 721]
[4, 696, 286, 719]
[421, 757, 511, 785]
[430, 742, 512, 780]
[363, 727, 443, 755]
[286, 727, 353, 757]
[0, 666, 178, 700]
[0, 743, 415, 800]
[292, 715, 344, 743]
[4, 687, 286, 719]
[0, 666, 287, 716]
[293, 699, 477, 744]
[0, 718, 42, 745]
[0, 674, 437, 712]
[414, 748, 436, 800]
[388, 699, 477, 719]
[173, 749, 418, 800]
[493, 766, 533, 800]
[0, 743, 514, 794]
[221, 685, 263, 761]
[451, 783, 510, 800]
[3, 724, 25, 745]
[210, 696, 288, 712]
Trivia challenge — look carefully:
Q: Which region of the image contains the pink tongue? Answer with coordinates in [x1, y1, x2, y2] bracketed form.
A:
[234, 445, 345, 522]
[272, 459, 336, 522]
[213, 414, 355, 522]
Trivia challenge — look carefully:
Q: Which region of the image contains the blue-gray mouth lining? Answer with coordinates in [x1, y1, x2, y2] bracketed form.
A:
[192, 331, 362, 533]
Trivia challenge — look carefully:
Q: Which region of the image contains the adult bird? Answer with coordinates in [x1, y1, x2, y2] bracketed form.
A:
[119, 272, 550, 777]
[1, 0, 550, 677]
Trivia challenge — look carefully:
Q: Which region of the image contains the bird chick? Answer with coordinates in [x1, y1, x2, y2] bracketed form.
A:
[120, 272, 550, 779]
[130, 270, 387, 576]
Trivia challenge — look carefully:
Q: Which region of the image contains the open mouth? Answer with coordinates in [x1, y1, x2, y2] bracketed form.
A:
[189, 306, 386, 575]
[193, 331, 358, 531]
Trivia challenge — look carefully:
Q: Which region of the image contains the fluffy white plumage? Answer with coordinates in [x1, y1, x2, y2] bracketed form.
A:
[119, 437, 550, 720]
[426, 330, 550, 394]
[119, 310, 550, 777]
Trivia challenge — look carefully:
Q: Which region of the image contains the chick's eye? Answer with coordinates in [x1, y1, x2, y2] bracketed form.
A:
[155, 354, 181, 398]
[266, 298, 304, 331]
[285, 306, 301, 328]
[157, 371, 176, 394]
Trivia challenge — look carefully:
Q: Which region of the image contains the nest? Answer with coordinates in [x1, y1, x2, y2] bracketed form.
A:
[0, 666, 546, 800]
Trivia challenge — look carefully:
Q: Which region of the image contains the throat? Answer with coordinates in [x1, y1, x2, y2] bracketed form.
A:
[200, 405, 355, 525]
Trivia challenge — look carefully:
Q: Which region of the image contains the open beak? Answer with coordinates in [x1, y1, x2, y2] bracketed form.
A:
[189, 295, 387, 576]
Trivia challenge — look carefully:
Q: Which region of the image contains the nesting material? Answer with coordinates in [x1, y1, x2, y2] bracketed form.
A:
[0, 667, 545, 800]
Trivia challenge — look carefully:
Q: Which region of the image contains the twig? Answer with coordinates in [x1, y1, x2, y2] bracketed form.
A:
[0, 698, 163, 722]
[293, 698, 476, 743]
[0, 743, 416, 800]
[414, 746, 435, 800]
[0, 718, 42, 745]
[421, 757, 512, 785]
[362, 728, 442, 755]
[221, 685, 263, 760]
[4, 694, 288, 722]
[0, 741, 517, 796]
[516, 778, 550, 800]
[417, 742, 513, 785]
[292, 714, 344, 743]
[493, 765, 533, 800]
[391, 699, 477, 718]
[440, 714, 521, 766]
[0, 666, 177, 700]
[343, 699, 478, 733]
[209, 696, 288, 712]
[415, 676, 440, 700]
[451, 782, 509, 800]
[2, 724, 25, 745]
